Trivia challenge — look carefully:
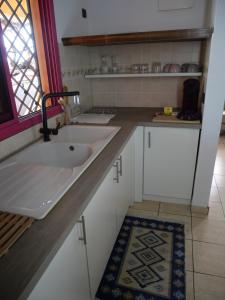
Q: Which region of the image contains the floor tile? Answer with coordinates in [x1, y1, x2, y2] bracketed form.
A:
[159, 213, 192, 239]
[218, 186, 225, 203]
[159, 203, 191, 217]
[194, 273, 225, 300]
[209, 187, 220, 202]
[185, 240, 193, 271]
[127, 208, 158, 218]
[186, 271, 194, 300]
[211, 176, 217, 187]
[192, 201, 225, 220]
[191, 206, 208, 215]
[215, 174, 225, 187]
[214, 165, 225, 176]
[193, 241, 225, 277]
[130, 200, 159, 212]
[192, 217, 225, 245]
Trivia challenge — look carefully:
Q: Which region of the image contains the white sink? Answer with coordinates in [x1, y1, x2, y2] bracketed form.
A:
[72, 113, 115, 125]
[51, 125, 119, 144]
[16, 143, 92, 168]
[0, 125, 120, 219]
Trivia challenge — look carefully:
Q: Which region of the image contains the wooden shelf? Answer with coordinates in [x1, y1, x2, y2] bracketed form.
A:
[62, 28, 213, 47]
[85, 72, 202, 79]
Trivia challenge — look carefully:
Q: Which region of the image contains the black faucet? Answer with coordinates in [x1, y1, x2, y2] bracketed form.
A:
[40, 91, 80, 142]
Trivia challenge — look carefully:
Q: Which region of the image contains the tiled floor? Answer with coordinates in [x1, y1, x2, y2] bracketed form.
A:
[128, 135, 225, 300]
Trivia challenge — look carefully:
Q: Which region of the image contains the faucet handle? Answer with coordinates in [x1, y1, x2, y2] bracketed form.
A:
[51, 121, 61, 135]
[56, 120, 61, 130]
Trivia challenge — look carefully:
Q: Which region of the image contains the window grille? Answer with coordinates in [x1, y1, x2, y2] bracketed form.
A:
[0, 0, 42, 117]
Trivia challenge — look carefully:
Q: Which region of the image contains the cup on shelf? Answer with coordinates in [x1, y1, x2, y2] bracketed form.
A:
[152, 62, 161, 73]
[100, 55, 110, 74]
[131, 64, 140, 73]
[140, 63, 149, 73]
[111, 55, 119, 73]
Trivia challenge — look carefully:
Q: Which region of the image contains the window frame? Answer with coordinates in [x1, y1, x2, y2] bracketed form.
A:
[0, 0, 62, 141]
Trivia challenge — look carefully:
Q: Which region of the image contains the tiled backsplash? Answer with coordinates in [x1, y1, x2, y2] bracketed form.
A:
[0, 114, 61, 161]
[88, 42, 201, 107]
[59, 44, 92, 112]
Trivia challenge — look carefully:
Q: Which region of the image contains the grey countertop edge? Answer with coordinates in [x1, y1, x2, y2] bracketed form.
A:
[0, 109, 201, 300]
[139, 121, 201, 129]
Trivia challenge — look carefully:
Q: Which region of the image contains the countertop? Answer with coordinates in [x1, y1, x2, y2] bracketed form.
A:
[0, 108, 201, 300]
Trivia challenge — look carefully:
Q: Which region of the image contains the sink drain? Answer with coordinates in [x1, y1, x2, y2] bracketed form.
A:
[69, 145, 75, 151]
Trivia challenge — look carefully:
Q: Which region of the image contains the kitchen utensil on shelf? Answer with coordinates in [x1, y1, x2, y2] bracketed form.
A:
[100, 55, 110, 73]
[187, 64, 200, 73]
[140, 63, 149, 73]
[181, 63, 200, 73]
[152, 62, 161, 73]
[163, 64, 171, 73]
[111, 55, 119, 73]
[181, 63, 190, 72]
[163, 63, 181, 73]
[169, 64, 181, 73]
[131, 64, 140, 73]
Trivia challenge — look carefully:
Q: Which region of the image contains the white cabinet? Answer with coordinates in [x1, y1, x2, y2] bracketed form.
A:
[115, 133, 134, 230]
[83, 134, 135, 299]
[83, 167, 118, 299]
[134, 126, 144, 202]
[143, 126, 199, 202]
[28, 132, 136, 300]
[28, 223, 90, 300]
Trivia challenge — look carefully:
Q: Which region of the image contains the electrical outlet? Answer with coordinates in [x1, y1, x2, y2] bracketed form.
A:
[82, 8, 87, 18]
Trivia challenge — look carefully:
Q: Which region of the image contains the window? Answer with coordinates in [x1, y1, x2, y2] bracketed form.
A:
[0, 0, 62, 141]
[0, 0, 42, 118]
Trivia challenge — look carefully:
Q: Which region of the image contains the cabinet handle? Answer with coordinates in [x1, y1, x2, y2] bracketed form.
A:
[113, 161, 119, 183]
[148, 131, 151, 148]
[78, 216, 87, 245]
[118, 155, 122, 176]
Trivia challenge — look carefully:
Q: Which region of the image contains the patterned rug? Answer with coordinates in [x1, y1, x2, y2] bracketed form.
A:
[96, 216, 185, 300]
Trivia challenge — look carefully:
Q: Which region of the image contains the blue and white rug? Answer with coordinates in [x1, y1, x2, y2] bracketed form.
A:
[96, 216, 185, 300]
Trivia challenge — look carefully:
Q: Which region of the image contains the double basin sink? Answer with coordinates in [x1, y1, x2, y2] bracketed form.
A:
[0, 125, 120, 219]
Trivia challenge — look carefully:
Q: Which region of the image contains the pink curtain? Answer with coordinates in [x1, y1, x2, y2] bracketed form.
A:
[38, 0, 63, 104]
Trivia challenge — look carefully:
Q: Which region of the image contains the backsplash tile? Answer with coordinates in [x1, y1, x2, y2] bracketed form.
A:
[59, 44, 92, 112]
[88, 42, 201, 107]
[0, 114, 61, 161]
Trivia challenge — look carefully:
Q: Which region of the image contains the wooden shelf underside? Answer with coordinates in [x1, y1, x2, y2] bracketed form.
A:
[85, 72, 202, 79]
[62, 28, 213, 47]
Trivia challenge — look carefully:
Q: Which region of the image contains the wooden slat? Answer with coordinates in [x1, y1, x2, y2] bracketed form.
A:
[62, 28, 213, 47]
[0, 212, 34, 258]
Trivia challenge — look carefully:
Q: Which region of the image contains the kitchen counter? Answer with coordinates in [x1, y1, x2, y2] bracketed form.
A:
[0, 108, 201, 300]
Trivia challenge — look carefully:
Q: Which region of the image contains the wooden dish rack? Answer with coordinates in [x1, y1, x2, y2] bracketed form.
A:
[0, 211, 34, 258]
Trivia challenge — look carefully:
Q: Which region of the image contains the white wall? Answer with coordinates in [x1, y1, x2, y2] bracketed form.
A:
[53, 0, 93, 111]
[86, 0, 208, 35]
[53, 0, 90, 41]
[53, 0, 208, 39]
[192, 0, 225, 207]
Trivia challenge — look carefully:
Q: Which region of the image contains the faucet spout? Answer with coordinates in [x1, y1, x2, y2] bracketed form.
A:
[40, 91, 80, 142]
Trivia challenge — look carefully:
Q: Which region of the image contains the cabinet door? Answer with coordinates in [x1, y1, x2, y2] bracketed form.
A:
[116, 135, 134, 230]
[143, 127, 199, 200]
[83, 167, 117, 299]
[28, 224, 90, 300]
